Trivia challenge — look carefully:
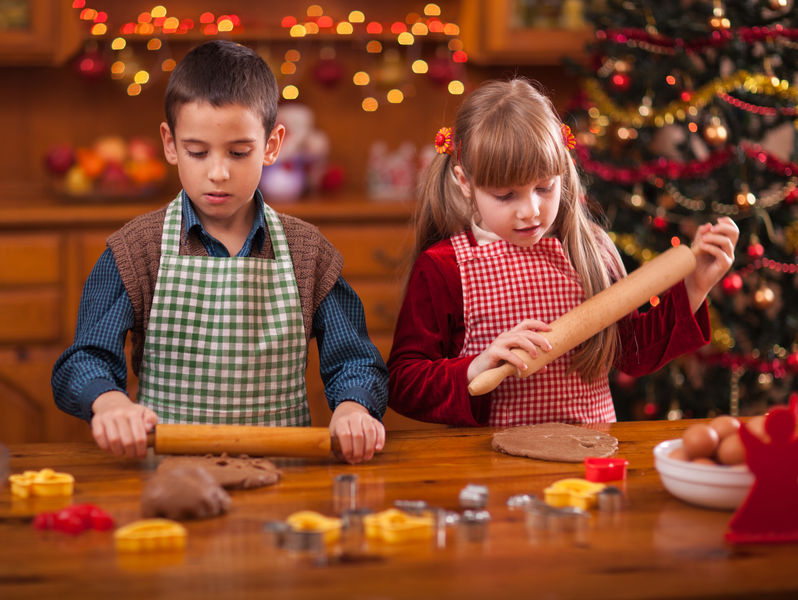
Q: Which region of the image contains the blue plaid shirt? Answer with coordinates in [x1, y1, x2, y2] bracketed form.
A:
[52, 191, 388, 422]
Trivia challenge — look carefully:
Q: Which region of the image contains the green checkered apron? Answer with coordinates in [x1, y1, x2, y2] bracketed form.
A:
[137, 195, 310, 426]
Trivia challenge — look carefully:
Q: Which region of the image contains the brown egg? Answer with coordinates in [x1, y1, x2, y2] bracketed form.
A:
[745, 415, 770, 442]
[669, 447, 688, 461]
[716, 432, 746, 465]
[709, 415, 741, 440]
[691, 457, 718, 466]
[681, 424, 720, 460]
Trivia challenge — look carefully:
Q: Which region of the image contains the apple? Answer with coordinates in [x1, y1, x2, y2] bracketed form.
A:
[94, 135, 127, 165]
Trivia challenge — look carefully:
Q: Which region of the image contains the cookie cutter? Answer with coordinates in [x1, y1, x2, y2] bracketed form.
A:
[333, 474, 358, 513]
[9, 468, 75, 498]
[596, 485, 625, 512]
[393, 499, 429, 515]
[283, 528, 325, 554]
[114, 519, 187, 552]
[431, 508, 460, 548]
[285, 510, 342, 545]
[584, 457, 629, 482]
[459, 509, 490, 542]
[263, 520, 291, 548]
[506, 494, 543, 510]
[364, 508, 434, 544]
[459, 484, 489, 509]
[544, 478, 606, 511]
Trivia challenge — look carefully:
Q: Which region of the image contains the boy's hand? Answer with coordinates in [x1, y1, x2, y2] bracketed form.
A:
[329, 401, 385, 464]
[685, 217, 739, 313]
[91, 391, 158, 459]
[467, 318, 552, 384]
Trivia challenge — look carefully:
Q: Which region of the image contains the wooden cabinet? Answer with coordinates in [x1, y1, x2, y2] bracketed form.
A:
[0, 0, 83, 65]
[0, 193, 437, 443]
[460, 0, 592, 65]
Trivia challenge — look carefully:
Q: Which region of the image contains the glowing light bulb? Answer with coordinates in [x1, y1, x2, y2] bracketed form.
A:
[411, 59, 428, 74]
[282, 85, 299, 100]
[387, 89, 404, 103]
[362, 97, 378, 112]
[353, 71, 370, 86]
[348, 11, 365, 23]
[448, 80, 465, 95]
[111, 37, 126, 50]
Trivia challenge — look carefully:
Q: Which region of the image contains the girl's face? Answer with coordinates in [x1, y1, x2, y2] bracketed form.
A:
[454, 166, 562, 248]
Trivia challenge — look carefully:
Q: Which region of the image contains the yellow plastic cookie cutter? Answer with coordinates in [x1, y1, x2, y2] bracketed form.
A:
[9, 468, 75, 498]
[544, 478, 606, 511]
[285, 510, 342, 545]
[363, 508, 434, 543]
[114, 519, 187, 553]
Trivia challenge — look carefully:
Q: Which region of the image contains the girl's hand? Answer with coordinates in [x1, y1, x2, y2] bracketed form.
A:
[684, 217, 739, 313]
[329, 401, 386, 464]
[91, 391, 158, 459]
[467, 318, 552, 384]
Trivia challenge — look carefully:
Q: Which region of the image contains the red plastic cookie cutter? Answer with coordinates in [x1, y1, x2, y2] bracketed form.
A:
[584, 457, 628, 482]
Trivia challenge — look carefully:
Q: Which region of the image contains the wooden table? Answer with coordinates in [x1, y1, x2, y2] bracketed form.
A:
[1, 420, 796, 599]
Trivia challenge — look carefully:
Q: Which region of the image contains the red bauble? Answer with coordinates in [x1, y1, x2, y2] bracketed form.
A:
[747, 243, 764, 259]
[788, 352, 798, 373]
[721, 273, 743, 295]
[313, 58, 344, 87]
[652, 215, 668, 231]
[614, 371, 637, 390]
[610, 72, 631, 91]
[73, 49, 108, 80]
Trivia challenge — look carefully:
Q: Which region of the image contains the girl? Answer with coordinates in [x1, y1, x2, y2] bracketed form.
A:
[387, 79, 738, 426]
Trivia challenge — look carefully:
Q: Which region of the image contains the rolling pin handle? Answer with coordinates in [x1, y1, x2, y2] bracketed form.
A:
[146, 430, 156, 448]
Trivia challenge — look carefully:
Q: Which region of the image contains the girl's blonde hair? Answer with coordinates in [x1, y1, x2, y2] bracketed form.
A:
[414, 78, 626, 381]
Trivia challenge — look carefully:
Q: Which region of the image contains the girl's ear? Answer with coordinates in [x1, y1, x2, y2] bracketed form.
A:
[453, 165, 472, 199]
[160, 122, 178, 165]
[263, 124, 285, 166]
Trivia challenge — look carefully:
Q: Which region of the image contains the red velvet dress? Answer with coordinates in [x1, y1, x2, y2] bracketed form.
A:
[387, 233, 711, 426]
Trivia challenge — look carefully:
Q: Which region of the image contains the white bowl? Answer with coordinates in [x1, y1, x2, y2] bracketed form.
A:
[653, 439, 754, 510]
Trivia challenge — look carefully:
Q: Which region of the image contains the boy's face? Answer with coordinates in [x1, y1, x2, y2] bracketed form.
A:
[160, 101, 283, 226]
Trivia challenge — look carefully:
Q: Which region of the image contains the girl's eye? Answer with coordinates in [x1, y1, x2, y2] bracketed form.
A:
[494, 192, 514, 201]
[536, 185, 554, 193]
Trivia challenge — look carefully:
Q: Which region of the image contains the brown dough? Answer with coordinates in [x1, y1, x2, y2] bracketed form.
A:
[491, 423, 618, 462]
[157, 453, 281, 489]
[141, 464, 231, 520]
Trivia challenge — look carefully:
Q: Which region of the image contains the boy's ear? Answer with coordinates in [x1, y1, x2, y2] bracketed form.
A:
[159, 122, 178, 165]
[453, 165, 472, 199]
[263, 124, 285, 166]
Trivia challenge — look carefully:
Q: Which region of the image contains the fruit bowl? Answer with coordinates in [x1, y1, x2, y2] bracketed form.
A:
[653, 439, 754, 510]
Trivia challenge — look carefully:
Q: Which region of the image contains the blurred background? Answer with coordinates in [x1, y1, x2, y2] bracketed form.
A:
[1, 0, 795, 442]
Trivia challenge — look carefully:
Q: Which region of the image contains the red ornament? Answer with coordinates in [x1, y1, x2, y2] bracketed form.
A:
[610, 72, 631, 91]
[313, 58, 344, 88]
[73, 49, 108, 81]
[722, 273, 743, 295]
[652, 215, 668, 231]
[787, 352, 798, 373]
[747, 243, 765, 259]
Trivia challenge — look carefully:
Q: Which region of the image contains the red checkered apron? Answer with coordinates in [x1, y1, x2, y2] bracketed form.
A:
[451, 232, 615, 426]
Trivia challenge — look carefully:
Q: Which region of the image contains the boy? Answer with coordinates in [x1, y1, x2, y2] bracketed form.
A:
[52, 40, 387, 464]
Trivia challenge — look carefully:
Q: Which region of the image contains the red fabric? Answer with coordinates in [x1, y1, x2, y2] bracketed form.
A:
[451, 232, 615, 426]
[387, 234, 711, 426]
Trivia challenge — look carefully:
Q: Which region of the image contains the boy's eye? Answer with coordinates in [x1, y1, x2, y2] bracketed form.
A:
[186, 150, 206, 158]
[231, 150, 251, 158]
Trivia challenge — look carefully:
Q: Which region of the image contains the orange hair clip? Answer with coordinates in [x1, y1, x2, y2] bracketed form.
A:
[561, 124, 576, 151]
[434, 127, 454, 155]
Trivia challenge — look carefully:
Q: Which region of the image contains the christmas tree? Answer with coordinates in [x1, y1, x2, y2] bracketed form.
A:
[566, 0, 798, 420]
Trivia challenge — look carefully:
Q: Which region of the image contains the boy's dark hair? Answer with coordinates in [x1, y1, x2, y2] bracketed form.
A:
[164, 40, 278, 137]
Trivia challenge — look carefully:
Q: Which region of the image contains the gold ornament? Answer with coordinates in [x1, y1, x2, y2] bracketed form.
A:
[753, 284, 775, 309]
[703, 116, 728, 145]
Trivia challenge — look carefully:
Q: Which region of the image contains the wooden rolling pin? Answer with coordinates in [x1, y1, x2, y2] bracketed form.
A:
[467, 244, 698, 396]
[146, 424, 339, 457]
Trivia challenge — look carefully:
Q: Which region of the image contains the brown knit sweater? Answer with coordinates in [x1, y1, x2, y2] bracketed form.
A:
[107, 204, 343, 376]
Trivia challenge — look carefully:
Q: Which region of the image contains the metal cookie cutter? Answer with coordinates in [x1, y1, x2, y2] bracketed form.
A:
[459, 509, 490, 542]
[285, 510, 342, 545]
[114, 519, 187, 553]
[263, 520, 291, 548]
[333, 473, 358, 514]
[597, 485, 625, 512]
[393, 499, 429, 515]
[459, 484, 489, 509]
